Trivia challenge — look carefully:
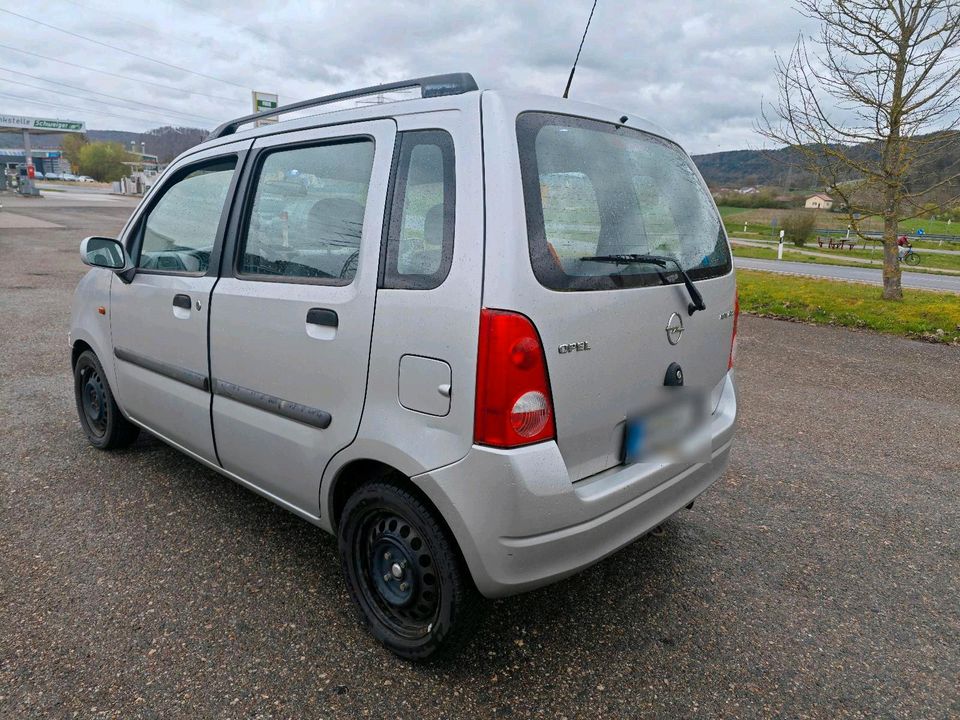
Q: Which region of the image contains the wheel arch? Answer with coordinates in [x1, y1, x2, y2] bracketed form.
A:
[71, 338, 94, 368]
[326, 459, 463, 563]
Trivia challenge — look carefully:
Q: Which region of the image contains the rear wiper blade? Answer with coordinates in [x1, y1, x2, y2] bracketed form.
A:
[579, 254, 706, 315]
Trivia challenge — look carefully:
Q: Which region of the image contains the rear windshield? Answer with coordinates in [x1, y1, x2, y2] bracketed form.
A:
[517, 112, 730, 291]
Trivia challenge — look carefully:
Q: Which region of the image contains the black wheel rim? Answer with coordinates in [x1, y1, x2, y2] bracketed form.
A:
[78, 363, 108, 438]
[352, 507, 440, 639]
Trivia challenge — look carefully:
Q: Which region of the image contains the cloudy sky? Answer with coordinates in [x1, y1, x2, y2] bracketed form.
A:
[0, 0, 819, 154]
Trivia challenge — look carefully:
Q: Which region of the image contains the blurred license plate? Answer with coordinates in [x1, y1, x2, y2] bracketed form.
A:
[623, 398, 699, 464]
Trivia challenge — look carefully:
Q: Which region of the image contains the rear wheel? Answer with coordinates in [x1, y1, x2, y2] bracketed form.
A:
[73, 349, 139, 449]
[338, 481, 481, 660]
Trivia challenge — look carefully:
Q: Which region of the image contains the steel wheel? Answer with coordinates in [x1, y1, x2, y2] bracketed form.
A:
[78, 362, 109, 438]
[73, 349, 139, 449]
[338, 481, 482, 660]
[352, 508, 440, 639]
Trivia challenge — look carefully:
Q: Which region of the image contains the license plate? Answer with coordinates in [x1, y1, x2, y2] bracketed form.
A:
[623, 398, 699, 464]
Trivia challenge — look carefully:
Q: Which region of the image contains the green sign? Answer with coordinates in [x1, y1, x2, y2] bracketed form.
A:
[33, 119, 84, 131]
[0, 114, 85, 133]
[256, 99, 278, 110]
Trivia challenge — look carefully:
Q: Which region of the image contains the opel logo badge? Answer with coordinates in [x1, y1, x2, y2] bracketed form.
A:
[665, 312, 684, 345]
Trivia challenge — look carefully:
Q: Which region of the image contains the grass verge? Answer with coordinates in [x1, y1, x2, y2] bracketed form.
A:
[737, 269, 960, 344]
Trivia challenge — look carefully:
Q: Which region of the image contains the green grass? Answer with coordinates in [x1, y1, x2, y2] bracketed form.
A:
[802, 244, 960, 271]
[732, 243, 868, 268]
[737, 269, 960, 344]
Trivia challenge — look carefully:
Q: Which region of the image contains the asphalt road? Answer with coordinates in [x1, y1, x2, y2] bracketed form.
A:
[734, 256, 960, 293]
[2, 193, 959, 719]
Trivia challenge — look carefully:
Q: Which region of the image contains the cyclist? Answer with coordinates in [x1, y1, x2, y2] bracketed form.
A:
[897, 235, 912, 260]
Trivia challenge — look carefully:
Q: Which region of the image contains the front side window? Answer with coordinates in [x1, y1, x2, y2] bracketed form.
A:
[517, 112, 730, 291]
[138, 158, 237, 273]
[383, 130, 455, 289]
[239, 139, 375, 284]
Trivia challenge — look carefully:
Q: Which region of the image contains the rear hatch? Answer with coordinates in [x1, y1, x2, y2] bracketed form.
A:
[514, 112, 736, 481]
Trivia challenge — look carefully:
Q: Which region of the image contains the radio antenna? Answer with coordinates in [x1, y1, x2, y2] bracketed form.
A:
[562, 0, 599, 99]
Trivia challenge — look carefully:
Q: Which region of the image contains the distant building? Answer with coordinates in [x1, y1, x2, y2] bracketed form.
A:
[115, 141, 165, 195]
[805, 193, 834, 210]
[737, 186, 758, 195]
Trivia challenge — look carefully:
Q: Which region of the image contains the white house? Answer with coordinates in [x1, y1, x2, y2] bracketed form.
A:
[805, 193, 834, 210]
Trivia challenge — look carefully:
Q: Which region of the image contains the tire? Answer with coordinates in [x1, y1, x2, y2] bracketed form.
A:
[905, 252, 921, 266]
[73, 349, 140, 449]
[338, 481, 482, 660]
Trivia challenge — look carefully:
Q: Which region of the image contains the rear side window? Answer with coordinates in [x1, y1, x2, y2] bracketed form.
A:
[517, 112, 730, 291]
[137, 158, 237, 274]
[239, 139, 375, 284]
[382, 130, 455, 290]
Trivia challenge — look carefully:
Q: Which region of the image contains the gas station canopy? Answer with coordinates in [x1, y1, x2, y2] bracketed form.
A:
[1, 114, 86, 195]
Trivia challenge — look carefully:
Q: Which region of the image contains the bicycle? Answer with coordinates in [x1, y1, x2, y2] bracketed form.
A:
[900, 248, 921, 266]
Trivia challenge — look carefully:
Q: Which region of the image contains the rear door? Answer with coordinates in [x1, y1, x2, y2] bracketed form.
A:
[209, 121, 395, 514]
[484, 101, 736, 481]
[111, 144, 248, 462]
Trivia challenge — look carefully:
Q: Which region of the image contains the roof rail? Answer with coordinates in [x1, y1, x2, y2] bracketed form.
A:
[210, 72, 478, 139]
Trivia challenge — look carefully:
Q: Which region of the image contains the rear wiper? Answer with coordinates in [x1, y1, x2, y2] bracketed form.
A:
[579, 254, 706, 316]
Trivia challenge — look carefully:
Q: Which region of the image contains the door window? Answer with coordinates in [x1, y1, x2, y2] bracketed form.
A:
[382, 130, 455, 290]
[239, 139, 376, 284]
[137, 158, 237, 274]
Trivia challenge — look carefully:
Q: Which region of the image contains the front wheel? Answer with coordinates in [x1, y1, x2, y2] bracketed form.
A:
[73, 349, 140, 449]
[338, 481, 481, 660]
[905, 251, 921, 266]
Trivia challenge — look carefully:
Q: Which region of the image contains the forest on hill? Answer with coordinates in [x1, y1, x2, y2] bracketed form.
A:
[692, 131, 960, 201]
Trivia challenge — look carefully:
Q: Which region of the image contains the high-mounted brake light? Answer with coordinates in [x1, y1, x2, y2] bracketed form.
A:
[728, 290, 740, 370]
[474, 309, 556, 447]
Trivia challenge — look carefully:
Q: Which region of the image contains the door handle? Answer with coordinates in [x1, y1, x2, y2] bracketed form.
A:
[306, 308, 338, 328]
[172, 294, 191, 309]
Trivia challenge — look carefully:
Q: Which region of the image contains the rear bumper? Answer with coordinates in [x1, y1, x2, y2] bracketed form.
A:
[413, 371, 737, 598]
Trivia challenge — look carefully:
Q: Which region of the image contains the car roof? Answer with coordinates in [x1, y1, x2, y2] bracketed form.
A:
[183, 84, 679, 162]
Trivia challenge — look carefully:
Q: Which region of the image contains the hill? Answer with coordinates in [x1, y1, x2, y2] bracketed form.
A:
[691, 146, 816, 189]
[692, 132, 960, 198]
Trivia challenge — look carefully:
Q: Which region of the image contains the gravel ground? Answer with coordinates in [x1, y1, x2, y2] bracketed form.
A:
[1, 195, 958, 719]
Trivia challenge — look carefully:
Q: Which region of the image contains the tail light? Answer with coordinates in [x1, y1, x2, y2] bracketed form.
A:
[728, 290, 740, 370]
[474, 309, 556, 447]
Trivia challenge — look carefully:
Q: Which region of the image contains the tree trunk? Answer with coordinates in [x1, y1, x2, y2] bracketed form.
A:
[882, 208, 903, 300]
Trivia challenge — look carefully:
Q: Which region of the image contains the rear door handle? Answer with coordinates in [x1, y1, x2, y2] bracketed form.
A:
[172, 293, 191, 309]
[306, 308, 338, 328]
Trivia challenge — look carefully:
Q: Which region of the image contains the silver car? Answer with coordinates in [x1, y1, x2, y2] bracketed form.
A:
[71, 73, 738, 660]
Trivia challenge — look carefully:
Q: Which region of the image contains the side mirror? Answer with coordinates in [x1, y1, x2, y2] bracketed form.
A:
[80, 236, 128, 271]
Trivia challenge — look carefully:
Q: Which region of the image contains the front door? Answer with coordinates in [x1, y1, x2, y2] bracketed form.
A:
[111, 144, 247, 462]
[209, 121, 395, 515]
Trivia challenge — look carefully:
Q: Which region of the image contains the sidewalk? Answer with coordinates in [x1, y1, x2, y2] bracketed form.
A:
[731, 235, 960, 256]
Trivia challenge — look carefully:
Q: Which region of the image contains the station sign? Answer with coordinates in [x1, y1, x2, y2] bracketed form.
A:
[0, 114, 85, 132]
[252, 91, 279, 127]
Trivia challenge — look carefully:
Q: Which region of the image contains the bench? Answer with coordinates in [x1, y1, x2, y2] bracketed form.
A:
[817, 237, 857, 250]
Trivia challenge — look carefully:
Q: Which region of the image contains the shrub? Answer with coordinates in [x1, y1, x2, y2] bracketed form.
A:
[781, 210, 817, 246]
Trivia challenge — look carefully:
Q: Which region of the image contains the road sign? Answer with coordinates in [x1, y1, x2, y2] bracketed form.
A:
[917, 228, 925, 236]
[252, 91, 279, 127]
[0, 114, 85, 133]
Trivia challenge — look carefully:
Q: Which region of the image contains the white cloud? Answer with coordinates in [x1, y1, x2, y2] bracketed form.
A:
[0, 0, 820, 152]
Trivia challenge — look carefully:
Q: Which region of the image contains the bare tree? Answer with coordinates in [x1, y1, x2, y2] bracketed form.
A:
[760, 0, 960, 299]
